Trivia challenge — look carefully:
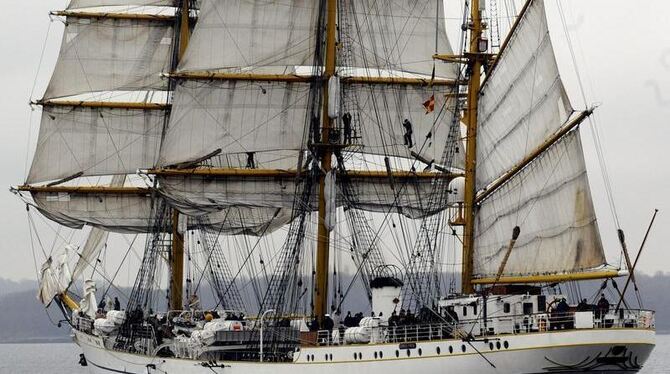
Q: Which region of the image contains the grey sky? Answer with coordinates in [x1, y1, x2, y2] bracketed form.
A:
[0, 1, 668, 283]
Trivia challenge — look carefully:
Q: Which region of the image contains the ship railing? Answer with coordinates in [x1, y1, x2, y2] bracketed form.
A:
[457, 308, 655, 336]
[71, 313, 94, 334]
[314, 309, 654, 346]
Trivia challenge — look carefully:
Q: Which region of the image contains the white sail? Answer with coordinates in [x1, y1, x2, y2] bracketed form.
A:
[44, 16, 173, 99]
[31, 190, 157, 233]
[473, 131, 606, 279]
[177, 0, 320, 73]
[67, 0, 176, 9]
[27, 107, 164, 184]
[476, 0, 571, 190]
[159, 81, 310, 168]
[159, 172, 452, 220]
[340, 0, 458, 79]
[30, 190, 288, 236]
[71, 175, 125, 280]
[346, 84, 460, 164]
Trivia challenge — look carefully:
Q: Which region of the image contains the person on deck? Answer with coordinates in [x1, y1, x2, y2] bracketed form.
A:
[597, 294, 610, 321]
[343, 311, 354, 327]
[402, 119, 414, 148]
[113, 297, 121, 311]
[577, 298, 590, 312]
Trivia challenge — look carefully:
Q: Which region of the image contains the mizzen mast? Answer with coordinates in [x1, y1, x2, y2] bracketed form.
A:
[462, 0, 485, 295]
[314, 0, 338, 321]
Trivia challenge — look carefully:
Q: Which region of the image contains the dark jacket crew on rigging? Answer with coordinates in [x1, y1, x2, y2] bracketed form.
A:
[402, 119, 414, 148]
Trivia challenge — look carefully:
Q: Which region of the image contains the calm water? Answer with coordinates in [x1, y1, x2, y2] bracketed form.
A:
[1, 336, 669, 373]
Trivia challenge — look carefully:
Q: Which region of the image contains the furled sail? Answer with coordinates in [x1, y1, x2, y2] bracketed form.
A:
[339, 0, 458, 79]
[67, 0, 176, 9]
[44, 16, 173, 99]
[27, 106, 165, 184]
[476, 0, 571, 191]
[177, 0, 320, 74]
[473, 131, 606, 279]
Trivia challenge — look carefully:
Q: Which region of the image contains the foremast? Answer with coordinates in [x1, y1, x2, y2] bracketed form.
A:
[168, 0, 191, 313]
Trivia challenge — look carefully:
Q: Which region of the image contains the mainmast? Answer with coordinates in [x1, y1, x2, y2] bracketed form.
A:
[169, 0, 191, 312]
[462, 0, 484, 294]
[314, 0, 338, 320]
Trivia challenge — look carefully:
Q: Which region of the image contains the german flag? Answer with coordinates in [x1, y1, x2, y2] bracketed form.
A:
[423, 95, 435, 114]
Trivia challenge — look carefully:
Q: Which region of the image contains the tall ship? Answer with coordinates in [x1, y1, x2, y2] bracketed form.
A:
[13, 0, 656, 373]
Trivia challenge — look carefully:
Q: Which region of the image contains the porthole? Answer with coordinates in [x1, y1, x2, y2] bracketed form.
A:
[461, 345, 466, 353]
[496, 341, 501, 350]
[353, 352, 357, 360]
[489, 342, 494, 351]
[406, 349, 411, 357]
[374, 352, 378, 359]
[379, 351, 383, 359]
[395, 350, 400, 357]
[504, 341, 509, 349]
[359, 352, 363, 360]
[436, 346, 441, 355]
[448, 346, 453, 354]
[418, 348, 422, 356]
[306, 355, 310, 362]
[325, 354, 329, 361]
[330, 354, 333, 360]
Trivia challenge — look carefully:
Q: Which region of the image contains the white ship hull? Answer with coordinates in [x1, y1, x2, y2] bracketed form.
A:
[73, 328, 655, 374]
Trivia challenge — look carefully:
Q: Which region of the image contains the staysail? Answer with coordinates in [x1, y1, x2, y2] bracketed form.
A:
[471, 0, 607, 282]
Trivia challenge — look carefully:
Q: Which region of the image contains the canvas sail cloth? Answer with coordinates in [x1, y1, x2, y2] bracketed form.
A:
[158, 0, 462, 224]
[44, 16, 173, 99]
[26, 4, 175, 233]
[27, 106, 164, 184]
[472, 0, 606, 280]
[38, 245, 74, 305]
[338, 0, 463, 169]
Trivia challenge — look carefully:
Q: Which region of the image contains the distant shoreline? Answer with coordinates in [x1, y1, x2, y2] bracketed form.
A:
[0, 337, 72, 344]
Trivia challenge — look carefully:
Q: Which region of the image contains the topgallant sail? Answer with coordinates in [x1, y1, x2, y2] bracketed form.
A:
[13, 0, 656, 373]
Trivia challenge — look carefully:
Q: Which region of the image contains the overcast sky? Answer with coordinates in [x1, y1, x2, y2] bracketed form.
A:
[0, 1, 668, 284]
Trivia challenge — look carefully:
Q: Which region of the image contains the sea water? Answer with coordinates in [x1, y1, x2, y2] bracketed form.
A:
[1, 336, 669, 373]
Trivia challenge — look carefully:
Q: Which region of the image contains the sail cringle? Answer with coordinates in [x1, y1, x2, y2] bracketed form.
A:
[27, 106, 164, 184]
[44, 16, 173, 99]
[476, 0, 571, 191]
[472, 131, 606, 279]
[177, 0, 320, 73]
[340, 0, 459, 79]
[67, 0, 176, 9]
[159, 81, 310, 168]
[344, 84, 461, 167]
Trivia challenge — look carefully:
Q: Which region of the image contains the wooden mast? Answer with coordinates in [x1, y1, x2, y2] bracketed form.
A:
[461, 0, 484, 295]
[314, 0, 337, 321]
[169, 0, 191, 312]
